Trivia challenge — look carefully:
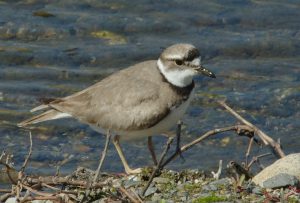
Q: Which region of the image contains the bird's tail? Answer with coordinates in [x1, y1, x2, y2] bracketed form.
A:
[18, 109, 70, 127]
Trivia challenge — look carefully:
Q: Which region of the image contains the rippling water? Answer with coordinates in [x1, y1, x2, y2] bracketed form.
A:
[0, 0, 299, 177]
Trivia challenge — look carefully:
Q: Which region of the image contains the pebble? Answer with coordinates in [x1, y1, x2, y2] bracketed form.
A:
[252, 186, 263, 195]
[123, 176, 140, 188]
[209, 178, 231, 186]
[203, 184, 218, 191]
[144, 186, 158, 197]
[151, 193, 162, 201]
[203, 178, 231, 191]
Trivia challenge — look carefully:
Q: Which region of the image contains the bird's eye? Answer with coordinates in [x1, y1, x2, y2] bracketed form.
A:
[175, 60, 183, 66]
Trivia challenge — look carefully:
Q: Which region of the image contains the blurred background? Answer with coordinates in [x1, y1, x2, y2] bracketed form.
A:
[0, 0, 299, 177]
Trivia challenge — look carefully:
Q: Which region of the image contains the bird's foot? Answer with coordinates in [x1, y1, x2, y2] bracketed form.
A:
[125, 167, 142, 174]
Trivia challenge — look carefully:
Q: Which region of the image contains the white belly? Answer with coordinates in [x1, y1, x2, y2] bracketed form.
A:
[91, 90, 194, 141]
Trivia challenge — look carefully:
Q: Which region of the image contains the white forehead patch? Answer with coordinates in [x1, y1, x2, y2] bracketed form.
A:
[190, 57, 201, 66]
[157, 59, 196, 87]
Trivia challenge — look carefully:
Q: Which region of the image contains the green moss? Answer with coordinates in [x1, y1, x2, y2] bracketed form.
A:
[287, 196, 299, 203]
[193, 193, 228, 203]
[160, 170, 178, 180]
[159, 182, 176, 194]
[91, 30, 127, 45]
[184, 183, 202, 193]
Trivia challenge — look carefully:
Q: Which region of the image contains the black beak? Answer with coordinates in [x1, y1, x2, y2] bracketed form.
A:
[195, 65, 216, 78]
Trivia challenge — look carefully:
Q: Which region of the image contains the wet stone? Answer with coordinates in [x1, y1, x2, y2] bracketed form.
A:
[123, 178, 140, 189]
[144, 186, 157, 197]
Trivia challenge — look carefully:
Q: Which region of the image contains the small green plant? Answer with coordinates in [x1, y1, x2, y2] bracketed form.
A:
[192, 193, 228, 203]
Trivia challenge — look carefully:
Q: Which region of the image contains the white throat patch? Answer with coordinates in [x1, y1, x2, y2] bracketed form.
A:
[157, 59, 197, 87]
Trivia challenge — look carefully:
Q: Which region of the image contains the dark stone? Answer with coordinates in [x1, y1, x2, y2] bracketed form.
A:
[262, 173, 299, 189]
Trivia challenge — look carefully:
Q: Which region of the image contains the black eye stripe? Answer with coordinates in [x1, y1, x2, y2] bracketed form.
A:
[186, 49, 200, 61]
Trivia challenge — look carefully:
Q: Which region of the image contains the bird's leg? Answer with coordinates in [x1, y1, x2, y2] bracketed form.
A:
[176, 120, 184, 161]
[93, 130, 111, 182]
[148, 136, 158, 165]
[112, 135, 142, 174]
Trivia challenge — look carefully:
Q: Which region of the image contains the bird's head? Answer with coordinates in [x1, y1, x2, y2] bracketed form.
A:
[158, 43, 215, 87]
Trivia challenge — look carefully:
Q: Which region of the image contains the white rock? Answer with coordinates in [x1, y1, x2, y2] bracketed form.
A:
[5, 197, 16, 203]
[253, 153, 300, 187]
[5, 197, 54, 203]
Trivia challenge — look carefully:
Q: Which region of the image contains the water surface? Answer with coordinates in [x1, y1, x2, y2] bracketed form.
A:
[0, 0, 299, 177]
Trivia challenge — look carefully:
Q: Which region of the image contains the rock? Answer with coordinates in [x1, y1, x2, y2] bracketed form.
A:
[5, 198, 16, 203]
[209, 178, 231, 186]
[262, 173, 299, 189]
[123, 175, 140, 188]
[112, 179, 121, 188]
[203, 184, 218, 191]
[253, 153, 300, 187]
[181, 196, 188, 202]
[151, 193, 162, 201]
[5, 198, 54, 203]
[252, 186, 263, 195]
[203, 178, 231, 191]
[144, 186, 157, 197]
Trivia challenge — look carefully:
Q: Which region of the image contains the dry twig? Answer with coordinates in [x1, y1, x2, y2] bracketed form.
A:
[119, 186, 141, 203]
[142, 137, 174, 197]
[162, 125, 251, 168]
[247, 153, 272, 170]
[16, 131, 33, 201]
[80, 130, 111, 203]
[218, 101, 285, 158]
[211, 160, 223, 179]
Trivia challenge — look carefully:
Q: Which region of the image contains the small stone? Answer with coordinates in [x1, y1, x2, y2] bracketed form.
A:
[209, 178, 231, 186]
[202, 178, 231, 192]
[262, 173, 299, 189]
[123, 175, 141, 188]
[112, 179, 121, 188]
[252, 186, 263, 195]
[151, 193, 162, 201]
[123, 178, 140, 188]
[127, 175, 139, 181]
[5, 198, 16, 203]
[181, 196, 188, 202]
[203, 184, 218, 191]
[144, 186, 157, 197]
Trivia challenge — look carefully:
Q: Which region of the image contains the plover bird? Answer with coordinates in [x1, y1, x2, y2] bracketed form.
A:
[18, 43, 215, 174]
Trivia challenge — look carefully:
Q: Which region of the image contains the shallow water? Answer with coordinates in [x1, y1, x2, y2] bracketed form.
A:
[0, 0, 299, 178]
